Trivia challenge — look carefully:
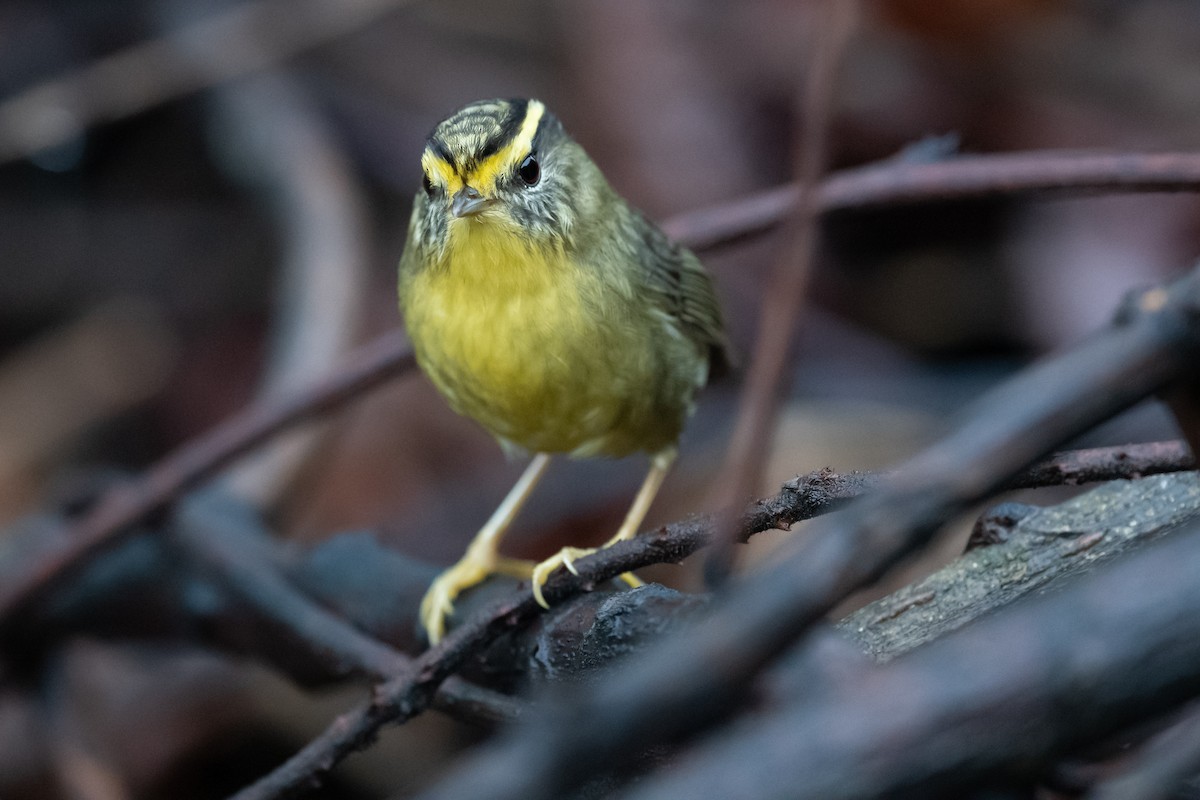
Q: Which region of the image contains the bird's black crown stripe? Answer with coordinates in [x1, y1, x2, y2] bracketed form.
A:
[428, 138, 457, 172]
[475, 99, 531, 163]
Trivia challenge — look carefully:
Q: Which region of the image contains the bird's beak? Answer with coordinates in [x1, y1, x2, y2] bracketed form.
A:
[451, 186, 490, 218]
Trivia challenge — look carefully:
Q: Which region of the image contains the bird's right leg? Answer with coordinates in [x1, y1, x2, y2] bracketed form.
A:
[531, 448, 676, 608]
[419, 453, 551, 645]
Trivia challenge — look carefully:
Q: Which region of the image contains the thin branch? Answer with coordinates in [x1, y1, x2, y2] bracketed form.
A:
[706, 0, 857, 583]
[0, 0, 417, 166]
[0, 332, 416, 629]
[449, 471, 1200, 687]
[764, 439, 1197, 514]
[227, 587, 534, 800]
[664, 150, 1200, 250]
[212, 72, 370, 508]
[172, 494, 521, 726]
[1005, 439, 1194, 489]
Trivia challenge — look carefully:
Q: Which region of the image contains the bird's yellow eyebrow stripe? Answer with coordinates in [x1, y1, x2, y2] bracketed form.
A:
[469, 100, 544, 194]
[421, 100, 546, 197]
[422, 150, 459, 192]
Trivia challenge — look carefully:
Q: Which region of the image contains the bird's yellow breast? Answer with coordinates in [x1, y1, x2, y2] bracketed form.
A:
[402, 218, 686, 457]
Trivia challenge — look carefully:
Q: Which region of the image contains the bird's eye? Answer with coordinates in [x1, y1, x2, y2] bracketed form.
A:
[518, 154, 540, 186]
[422, 173, 434, 195]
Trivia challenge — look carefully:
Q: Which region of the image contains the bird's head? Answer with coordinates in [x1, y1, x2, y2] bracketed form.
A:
[413, 98, 601, 259]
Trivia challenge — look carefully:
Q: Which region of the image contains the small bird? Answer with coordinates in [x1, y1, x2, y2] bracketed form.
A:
[398, 98, 729, 644]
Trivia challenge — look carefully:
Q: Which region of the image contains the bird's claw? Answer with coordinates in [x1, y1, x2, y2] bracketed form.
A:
[531, 546, 594, 608]
[530, 546, 642, 609]
[420, 555, 494, 645]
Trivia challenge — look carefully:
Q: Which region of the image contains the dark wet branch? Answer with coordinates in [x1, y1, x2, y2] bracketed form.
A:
[0, 443, 1193, 794]
[617, 519, 1200, 800]
[839, 472, 1200, 662]
[8, 441, 1193, 683]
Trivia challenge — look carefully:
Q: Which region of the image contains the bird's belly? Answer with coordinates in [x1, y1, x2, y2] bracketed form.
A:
[406, 263, 683, 457]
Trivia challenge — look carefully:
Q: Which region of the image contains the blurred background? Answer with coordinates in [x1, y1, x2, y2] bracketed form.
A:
[2, 0, 1199, 797]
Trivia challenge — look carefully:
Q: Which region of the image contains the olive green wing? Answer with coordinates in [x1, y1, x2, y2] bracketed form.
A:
[631, 210, 732, 380]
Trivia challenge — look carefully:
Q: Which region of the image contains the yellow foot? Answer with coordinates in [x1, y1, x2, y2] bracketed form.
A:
[530, 546, 641, 609]
[420, 553, 533, 645]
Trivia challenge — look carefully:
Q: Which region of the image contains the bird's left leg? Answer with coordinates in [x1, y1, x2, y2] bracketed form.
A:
[421, 453, 551, 644]
[531, 448, 676, 608]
